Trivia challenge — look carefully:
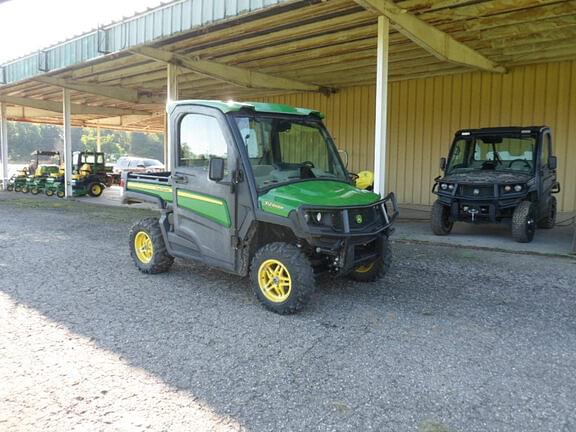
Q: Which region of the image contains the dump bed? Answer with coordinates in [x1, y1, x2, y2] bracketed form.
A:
[122, 171, 173, 207]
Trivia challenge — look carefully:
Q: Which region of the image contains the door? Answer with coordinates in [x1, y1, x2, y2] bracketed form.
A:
[171, 106, 237, 271]
[538, 130, 555, 215]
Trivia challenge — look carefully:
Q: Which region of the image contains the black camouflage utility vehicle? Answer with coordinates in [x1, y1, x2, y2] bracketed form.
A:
[124, 100, 398, 314]
[432, 126, 560, 243]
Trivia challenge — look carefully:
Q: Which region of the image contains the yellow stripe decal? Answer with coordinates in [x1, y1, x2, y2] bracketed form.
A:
[129, 182, 172, 193]
[178, 191, 224, 206]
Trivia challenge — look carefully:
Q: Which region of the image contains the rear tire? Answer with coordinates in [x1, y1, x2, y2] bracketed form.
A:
[21, 186, 29, 193]
[431, 200, 453, 235]
[538, 196, 556, 229]
[129, 218, 174, 274]
[7, 184, 14, 191]
[512, 201, 536, 243]
[349, 236, 392, 282]
[88, 183, 104, 197]
[56, 190, 65, 198]
[30, 187, 39, 195]
[250, 242, 315, 314]
[46, 189, 55, 197]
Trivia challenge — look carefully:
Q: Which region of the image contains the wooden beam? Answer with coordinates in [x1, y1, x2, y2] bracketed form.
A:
[354, 0, 506, 73]
[131, 46, 332, 94]
[0, 95, 152, 117]
[33, 76, 163, 104]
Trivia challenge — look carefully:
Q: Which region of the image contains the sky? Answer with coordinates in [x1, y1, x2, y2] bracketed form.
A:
[0, 0, 166, 63]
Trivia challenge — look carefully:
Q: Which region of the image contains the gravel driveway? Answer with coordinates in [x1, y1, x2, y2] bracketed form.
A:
[1, 194, 575, 432]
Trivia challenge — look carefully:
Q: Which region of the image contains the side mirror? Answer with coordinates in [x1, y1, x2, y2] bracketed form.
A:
[549, 155, 557, 170]
[209, 157, 225, 181]
[440, 157, 447, 171]
[338, 149, 349, 169]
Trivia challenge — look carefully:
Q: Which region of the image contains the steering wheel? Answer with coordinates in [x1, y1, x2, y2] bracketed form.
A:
[508, 159, 531, 169]
[348, 172, 359, 181]
[300, 161, 315, 168]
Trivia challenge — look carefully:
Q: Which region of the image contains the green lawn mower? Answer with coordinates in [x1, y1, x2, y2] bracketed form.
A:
[20, 150, 61, 194]
[7, 167, 30, 192]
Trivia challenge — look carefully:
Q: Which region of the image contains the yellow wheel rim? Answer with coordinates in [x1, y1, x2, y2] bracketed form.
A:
[355, 262, 375, 273]
[134, 231, 154, 264]
[258, 259, 292, 303]
[91, 184, 102, 195]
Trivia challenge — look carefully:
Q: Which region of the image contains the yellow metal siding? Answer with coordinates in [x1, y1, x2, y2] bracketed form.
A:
[259, 60, 576, 212]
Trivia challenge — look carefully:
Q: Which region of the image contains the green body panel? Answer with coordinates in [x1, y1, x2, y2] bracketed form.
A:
[168, 99, 324, 118]
[127, 181, 174, 202]
[176, 190, 231, 228]
[259, 180, 381, 217]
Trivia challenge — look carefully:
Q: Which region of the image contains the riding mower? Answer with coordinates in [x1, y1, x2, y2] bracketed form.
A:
[44, 166, 66, 198]
[20, 150, 61, 194]
[7, 167, 29, 192]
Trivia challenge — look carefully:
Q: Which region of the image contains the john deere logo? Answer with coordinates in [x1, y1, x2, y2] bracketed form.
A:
[355, 214, 364, 224]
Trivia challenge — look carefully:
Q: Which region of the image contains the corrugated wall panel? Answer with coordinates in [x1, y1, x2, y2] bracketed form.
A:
[256, 60, 576, 212]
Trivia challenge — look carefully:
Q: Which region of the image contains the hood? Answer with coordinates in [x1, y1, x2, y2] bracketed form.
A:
[442, 171, 532, 184]
[259, 180, 380, 217]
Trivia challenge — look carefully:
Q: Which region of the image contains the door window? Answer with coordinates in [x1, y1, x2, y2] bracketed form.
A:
[542, 133, 551, 168]
[178, 114, 228, 171]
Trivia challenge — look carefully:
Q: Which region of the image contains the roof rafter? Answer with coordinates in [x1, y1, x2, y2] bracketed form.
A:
[0, 95, 152, 117]
[353, 0, 507, 74]
[131, 46, 333, 94]
[32, 76, 163, 104]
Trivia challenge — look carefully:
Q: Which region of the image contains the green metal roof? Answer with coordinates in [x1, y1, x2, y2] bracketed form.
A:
[170, 99, 325, 118]
[0, 0, 291, 85]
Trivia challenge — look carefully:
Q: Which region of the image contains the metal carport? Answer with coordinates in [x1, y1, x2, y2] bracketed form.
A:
[0, 0, 575, 242]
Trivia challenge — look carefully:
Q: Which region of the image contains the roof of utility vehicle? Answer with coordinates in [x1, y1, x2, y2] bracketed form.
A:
[167, 100, 324, 118]
[455, 126, 549, 136]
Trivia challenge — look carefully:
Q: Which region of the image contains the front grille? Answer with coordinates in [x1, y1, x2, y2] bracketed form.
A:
[459, 185, 494, 198]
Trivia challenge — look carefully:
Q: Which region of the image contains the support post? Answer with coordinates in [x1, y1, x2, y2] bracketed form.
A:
[165, 64, 179, 170]
[96, 126, 102, 153]
[572, 222, 576, 254]
[374, 16, 390, 197]
[0, 103, 8, 191]
[63, 89, 73, 198]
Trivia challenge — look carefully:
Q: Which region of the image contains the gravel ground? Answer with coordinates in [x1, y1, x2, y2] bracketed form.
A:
[1, 193, 575, 432]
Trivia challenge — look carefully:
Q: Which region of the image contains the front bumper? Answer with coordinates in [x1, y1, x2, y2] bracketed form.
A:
[297, 192, 399, 274]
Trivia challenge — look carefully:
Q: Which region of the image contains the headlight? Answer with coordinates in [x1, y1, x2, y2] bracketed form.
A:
[514, 185, 523, 192]
[448, 184, 454, 190]
[440, 183, 448, 190]
[306, 210, 337, 227]
[315, 212, 322, 223]
[504, 185, 512, 192]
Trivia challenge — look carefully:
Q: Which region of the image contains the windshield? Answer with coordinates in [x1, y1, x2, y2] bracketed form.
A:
[447, 135, 536, 174]
[234, 115, 348, 190]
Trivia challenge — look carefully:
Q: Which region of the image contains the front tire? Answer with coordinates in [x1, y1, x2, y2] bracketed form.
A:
[45, 189, 54, 197]
[129, 218, 174, 274]
[30, 187, 40, 195]
[512, 201, 536, 243]
[250, 242, 315, 314]
[431, 200, 453, 235]
[21, 186, 29, 193]
[538, 196, 556, 229]
[349, 236, 392, 282]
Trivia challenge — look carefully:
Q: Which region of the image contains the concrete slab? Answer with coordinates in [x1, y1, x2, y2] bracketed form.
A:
[76, 185, 158, 211]
[396, 205, 576, 257]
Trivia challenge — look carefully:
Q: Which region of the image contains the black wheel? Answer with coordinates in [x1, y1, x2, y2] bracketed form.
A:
[538, 196, 556, 229]
[250, 242, 315, 314]
[349, 236, 392, 282]
[431, 200, 453, 235]
[7, 184, 14, 191]
[56, 190, 65, 198]
[129, 218, 174, 274]
[21, 186, 29, 193]
[30, 187, 40, 195]
[14, 186, 21, 192]
[88, 183, 104, 197]
[45, 189, 55, 197]
[512, 201, 536, 243]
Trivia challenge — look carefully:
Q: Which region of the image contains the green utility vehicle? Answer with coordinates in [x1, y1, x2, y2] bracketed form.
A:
[124, 100, 398, 314]
[432, 126, 560, 243]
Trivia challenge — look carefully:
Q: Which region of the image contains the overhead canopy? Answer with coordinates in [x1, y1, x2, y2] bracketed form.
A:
[0, 0, 575, 132]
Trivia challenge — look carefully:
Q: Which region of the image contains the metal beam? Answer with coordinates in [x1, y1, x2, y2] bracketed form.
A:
[32, 76, 163, 104]
[354, 0, 506, 74]
[132, 46, 332, 94]
[165, 64, 179, 171]
[63, 89, 73, 198]
[0, 103, 8, 191]
[0, 95, 152, 117]
[374, 16, 389, 197]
